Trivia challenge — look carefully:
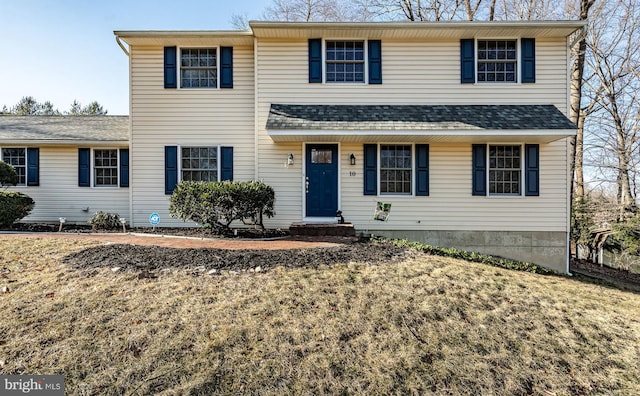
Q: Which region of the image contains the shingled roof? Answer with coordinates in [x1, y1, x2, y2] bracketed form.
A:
[266, 104, 576, 131]
[0, 115, 129, 144]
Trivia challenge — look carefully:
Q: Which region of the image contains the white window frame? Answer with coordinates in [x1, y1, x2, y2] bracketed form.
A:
[378, 143, 414, 197]
[323, 39, 368, 84]
[177, 46, 220, 90]
[487, 143, 524, 197]
[475, 38, 520, 84]
[178, 145, 221, 182]
[92, 148, 120, 188]
[0, 147, 28, 186]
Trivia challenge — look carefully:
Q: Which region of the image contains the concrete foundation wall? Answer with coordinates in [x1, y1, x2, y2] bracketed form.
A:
[369, 230, 568, 273]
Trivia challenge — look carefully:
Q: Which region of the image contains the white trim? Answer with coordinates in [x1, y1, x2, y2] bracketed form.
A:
[177, 46, 220, 90]
[92, 148, 120, 189]
[322, 38, 368, 85]
[176, 145, 222, 183]
[474, 38, 520, 85]
[377, 143, 415, 197]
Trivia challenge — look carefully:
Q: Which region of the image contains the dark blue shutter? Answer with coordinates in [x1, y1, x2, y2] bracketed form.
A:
[368, 40, 382, 84]
[472, 144, 486, 196]
[164, 46, 177, 89]
[26, 148, 39, 186]
[220, 146, 233, 181]
[119, 148, 129, 188]
[461, 39, 475, 83]
[309, 39, 322, 83]
[78, 148, 90, 187]
[220, 46, 233, 88]
[415, 144, 429, 196]
[165, 146, 178, 195]
[525, 144, 540, 196]
[364, 144, 377, 195]
[521, 38, 535, 83]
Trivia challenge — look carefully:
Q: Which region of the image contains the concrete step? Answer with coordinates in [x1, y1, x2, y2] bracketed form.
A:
[289, 222, 356, 237]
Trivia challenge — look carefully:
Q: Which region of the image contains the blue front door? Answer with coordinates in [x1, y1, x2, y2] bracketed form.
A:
[305, 144, 338, 217]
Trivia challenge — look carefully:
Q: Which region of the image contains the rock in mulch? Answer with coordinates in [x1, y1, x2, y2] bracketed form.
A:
[63, 241, 409, 275]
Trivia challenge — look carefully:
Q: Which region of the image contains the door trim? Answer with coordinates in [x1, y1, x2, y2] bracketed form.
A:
[302, 142, 341, 219]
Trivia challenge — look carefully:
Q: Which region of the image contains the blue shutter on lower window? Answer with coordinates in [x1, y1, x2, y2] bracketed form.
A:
[164, 46, 177, 89]
[78, 148, 90, 187]
[460, 39, 475, 83]
[363, 144, 377, 195]
[119, 149, 129, 188]
[220, 47, 233, 88]
[165, 146, 178, 195]
[26, 148, 39, 186]
[415, 144, 429, 196]
[368, 40, 382, 84]
[521, 38, 536, 83]
[525, 144, 540, 196]
[220, 146, 233, 181]
[472, 144, 487, 196]
[309, 39, 322, 83]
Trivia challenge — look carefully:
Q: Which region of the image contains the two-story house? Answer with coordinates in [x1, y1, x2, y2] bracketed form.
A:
[0, 21, 583, 273]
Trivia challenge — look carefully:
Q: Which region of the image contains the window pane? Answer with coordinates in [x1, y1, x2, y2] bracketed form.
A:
[325, 40, 365, 83]
[181, 146, 219, 182]
[488, 145, 521, 196]
[476, 40, 517, 83]
[94, 149, 118, 187]
[180, 48, 217, 88]
[380, 145, 412, 195]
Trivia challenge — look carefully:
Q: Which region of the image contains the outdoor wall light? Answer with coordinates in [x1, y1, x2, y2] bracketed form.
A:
[287, 153, 294, 165]
[350, 153, 356, 165]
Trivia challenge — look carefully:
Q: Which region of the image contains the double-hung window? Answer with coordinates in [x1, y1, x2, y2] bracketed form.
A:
[94, 149, 119, 187]
[380, 145, 412, 195]
[180, 48, 217, 88]
[325, 41, 365, 83]
[1, 148, 26, 185]
[181, 146, 219, 182]
[477, 40, 517, 83]
[488, 145, 521, 195]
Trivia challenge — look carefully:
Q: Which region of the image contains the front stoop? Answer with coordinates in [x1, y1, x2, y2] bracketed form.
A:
[289, 222, 356, 237]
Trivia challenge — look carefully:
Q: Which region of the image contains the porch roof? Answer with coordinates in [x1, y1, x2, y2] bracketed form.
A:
[266, 104, 577, 143]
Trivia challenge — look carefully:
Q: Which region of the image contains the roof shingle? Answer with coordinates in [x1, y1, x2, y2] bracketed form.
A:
[0, 116, 129, 142]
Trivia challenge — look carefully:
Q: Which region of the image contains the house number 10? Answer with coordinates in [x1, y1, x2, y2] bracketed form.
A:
[349, 171, 356, 177]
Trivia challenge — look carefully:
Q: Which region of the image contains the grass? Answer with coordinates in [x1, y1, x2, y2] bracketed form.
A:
[1, 236, 640, 395]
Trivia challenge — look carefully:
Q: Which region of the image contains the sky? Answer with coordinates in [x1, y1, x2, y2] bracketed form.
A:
[0, 0, 272, 115]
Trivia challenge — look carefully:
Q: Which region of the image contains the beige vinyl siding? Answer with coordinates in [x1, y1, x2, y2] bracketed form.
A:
[129, 44, 255, 227]
[255, 37, 570, 231]
[8, 147, 129, 224]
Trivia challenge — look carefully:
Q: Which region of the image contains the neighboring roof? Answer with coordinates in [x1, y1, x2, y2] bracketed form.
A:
[0, 116, 129, 145]
[266, 104, 576, 143]
[115, 21, 585, 46]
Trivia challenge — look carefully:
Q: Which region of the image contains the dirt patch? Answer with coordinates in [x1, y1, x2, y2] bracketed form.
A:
[63, 241, 410, 274]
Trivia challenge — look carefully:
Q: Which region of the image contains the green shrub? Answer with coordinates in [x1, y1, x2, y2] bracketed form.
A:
[0, 161, 18, 187]
[88, 211, 121, 230]
[0, 191, 35, 228]
[169, 180, 275, 231]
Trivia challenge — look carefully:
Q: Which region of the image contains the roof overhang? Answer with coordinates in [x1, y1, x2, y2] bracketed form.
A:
[266, 104, 577, 143]
[249, 20, 585, 40]
[114, 30, 254, 46]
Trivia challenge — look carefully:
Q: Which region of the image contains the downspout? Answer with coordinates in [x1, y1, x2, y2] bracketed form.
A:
[115, 35, 130, 57]
[566, 34, 573, 276]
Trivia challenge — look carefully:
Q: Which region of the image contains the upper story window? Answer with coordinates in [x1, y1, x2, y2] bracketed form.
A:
[180, 48, 217, 88]
[181, 146, 218, 182]
[326, 41, 365, 83]
[94, 149, 119, 187]
[477, 40, 517, 83]
[488, 145, 521, 195]
[1, 148, 26, 185]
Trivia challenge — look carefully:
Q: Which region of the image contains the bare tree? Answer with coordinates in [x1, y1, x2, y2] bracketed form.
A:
[583, 0, 640, 215]
[262, 0, 364, 21]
